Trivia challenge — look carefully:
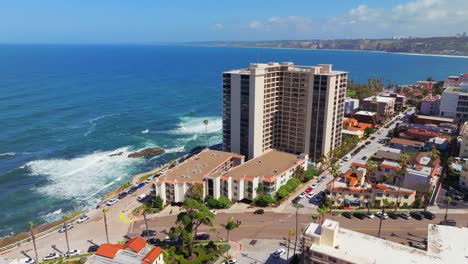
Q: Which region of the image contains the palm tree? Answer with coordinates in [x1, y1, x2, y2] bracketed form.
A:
[394, 154, 408, 212]
[28, 222, 39, 263]
[317, 206, 328, 224]
[63, 216, 71, 256]
[202, 119, 209, 147]
[286, 229, 295, 262]
[377, 197, 388, 238]
[293, 204, 301, 256]
[220, 217, 240, 257]
[142, 205, 151, 242]
[328, 162, 340, 211]
[444, 196, 452, 222]
[103, 208, 109, 243]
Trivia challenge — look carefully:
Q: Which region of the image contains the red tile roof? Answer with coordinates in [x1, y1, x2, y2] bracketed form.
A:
[351, 162, 368, 169]
[96, 243, 124, 259]
[142, 247, 163, 264]
[379, 163, 400, 170]
[372, 184, 414, 195]
[124, 237, 147, 253]
[407, 128, 442, 138]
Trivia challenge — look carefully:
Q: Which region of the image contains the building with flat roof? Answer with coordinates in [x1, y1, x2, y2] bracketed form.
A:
[443, 72, 468, 88]
[153, 149, 244, 204]
[352, 110, 378, 125]
[379, 92, 406, 111]
[372, 148, 401, 161]
[90, 237, 164, 264]
[344, 97, 359, 115]
[360, 96, 396, 119]
[420, 94, 441, 115]
[411, 114, 455, 126]
[207, 150, 308, 201]
[371, 159, 401, 183]
[440, 85, 468, 119]
[303, 219, 467, 264]
[403, 164, 438, 191]
[223, 62, 347, 161]
[459, 122, 468, 159]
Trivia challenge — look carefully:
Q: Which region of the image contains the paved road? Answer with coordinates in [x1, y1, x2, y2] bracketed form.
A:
[436, 186, 468, 209]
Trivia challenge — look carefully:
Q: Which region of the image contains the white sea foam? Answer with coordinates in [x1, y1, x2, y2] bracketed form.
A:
[84, 113, 122, 137]
[141, 129, 149, 134]
[164, 146, 185, 153]
[171, 116, 222, 134]
[0, 152, 16, 157]
[26, 146, 144, 206]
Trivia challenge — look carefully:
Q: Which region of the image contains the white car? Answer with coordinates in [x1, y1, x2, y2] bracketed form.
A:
[64, 249, 81, 257]
[365, 212, 374, 219]
[145, 176, 155, 184]
[310, 183, 318, 188]
[376, 212, 389, 219]
[19, 258, 36, 264]
[338, 160, 345, 166]
[343, 154, 351, 161]
[299, 192, 306, 198]
[224, 259, 237, 264]
[272, 248, 286, 258]
[137, 193, 148, 201]
[76, 215, 89, 223]
[58, 223, 74, 233]
[306, 192, 315, 199]
[42, 253, 61, 261]
[210, 210, 217, 215]
[106, 198, 119, 206]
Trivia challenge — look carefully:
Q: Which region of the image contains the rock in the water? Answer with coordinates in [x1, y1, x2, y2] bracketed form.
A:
[128, 148, 165, 158]
[109, 152, 123, 157]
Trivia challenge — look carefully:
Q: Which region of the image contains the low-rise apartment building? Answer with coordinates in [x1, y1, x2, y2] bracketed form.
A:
[440, 84, 468, 119]
[91, 237, 164, 264]
[389, 137, 425, 152]
[411, 114, 455, 126]
[379, 92, 406, 111]
[371, 159, 401, 183]
[443, 72, 468, 88]
[302, 219, 467, 264]
[420, 94, 441, 115]
[360, 96, 396, 119]
[153, 149, 244, 204]
[403, 163, 439, 191]
[352, 110, 378, 126]
[208, 150, 308, 201]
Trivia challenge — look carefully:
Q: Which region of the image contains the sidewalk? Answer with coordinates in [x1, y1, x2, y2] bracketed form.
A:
[214, 240, 242, 264]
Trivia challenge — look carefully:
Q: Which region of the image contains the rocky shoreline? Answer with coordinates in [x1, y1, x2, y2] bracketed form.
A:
[127, 147, 165, 158]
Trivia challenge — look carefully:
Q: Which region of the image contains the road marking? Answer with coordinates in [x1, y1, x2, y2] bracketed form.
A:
[119, 212, 133, 223]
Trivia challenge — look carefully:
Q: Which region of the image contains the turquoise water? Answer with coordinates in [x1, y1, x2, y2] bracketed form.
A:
[0, 45, 467, 236]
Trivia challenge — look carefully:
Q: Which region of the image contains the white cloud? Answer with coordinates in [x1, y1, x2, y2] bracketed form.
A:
[249, 20, 262, 30]
[212, 23, 224, 31]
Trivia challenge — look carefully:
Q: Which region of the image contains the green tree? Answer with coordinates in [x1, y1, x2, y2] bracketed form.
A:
[327, 155, 341, 210]
[254, 194, 275, 207]
[444, 196, 452, 222]
[317, 206, 328, 224]
[218, 196, 231, 208]
[220, 217, 240, 257]
[176, 198, 215, 256]
[203, 119, 209, 147]
[394, 154, 409, 211]
[28, 222, 39, 263]
[153, 195, 164, 209]
[293, 166, 305, 182]
[187, 184, 204, 202]
[102, 208, 109, 243]
[304, 169, 319, 182]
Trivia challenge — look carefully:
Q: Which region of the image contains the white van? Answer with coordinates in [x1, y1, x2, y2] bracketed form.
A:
[137, 193, 148, 201]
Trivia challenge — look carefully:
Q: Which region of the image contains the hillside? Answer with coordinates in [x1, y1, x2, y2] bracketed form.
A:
[192, 37, 468, 56]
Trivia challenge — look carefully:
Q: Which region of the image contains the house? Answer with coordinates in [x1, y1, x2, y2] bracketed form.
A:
[371, 160, 401, 183]
[404, 128, 445, 142]
[372, 148, 401, 161]
[411, 115, 455, 126]
[425, 137, 449, 151]
[91, 237, 164, 264]
[420, 94, 441, 115]
[342, 118, 374, 138]
[353, 111, 378, 126]
[343, 168, 366, 187]
[389, 138, 425, 152]
[403, 163, 439, 191]
[416, 80, 436, 89]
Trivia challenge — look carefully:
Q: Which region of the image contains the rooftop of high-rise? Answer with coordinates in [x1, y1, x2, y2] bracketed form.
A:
[224, 62, 347, 75]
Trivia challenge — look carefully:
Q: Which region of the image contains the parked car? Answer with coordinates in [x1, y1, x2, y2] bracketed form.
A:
[439, 220, 457, 226]
[292, 197, 301, 204]
[106, 198, 119, 206]
[375, 212, 388, 219]
[58, 223, 74, 233]
[310, 183, 318, 188]
[76, 215, 89, 224]
[400, 212, 411, 220]
[421, 211, 435, 220]
[410, 212, 423, 220]
[19, 258, 35, 264]
[141, 229, 157, 237]
[137, 193, 148, 201]
[145, 176, 155, 184]
[305, 187, 313, 194]
[388, 212, 399, 219]
[409, 241, 426, 250]
[42, 253, 61, 261]
[195, 232, 210, 240]
[127, 186, 138, 194]
[343, 155, 351, 161]
[64, 249, 81, 257]
[118, 192, 128, 199]
[87, 245, 99, 253]
[342, 212, 352, 219]
[353, 212, 366, 220]
[224, 259, 237, 264]
[370, 136, 376, 140]
[272, 248, 286, 258]
[299, 192, 306, 198]
[361, 156, 368, 160]
[148, 238, 161, 245]
[306, 192, 315, 199]
[365, 212, 374, 219]
[314, 195, 324, 203]
[254, 209, 264, 215]
[338, 160, 345, 166]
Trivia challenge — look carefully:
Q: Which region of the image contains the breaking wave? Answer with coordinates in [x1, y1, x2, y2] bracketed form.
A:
[171, 116, 222, 134]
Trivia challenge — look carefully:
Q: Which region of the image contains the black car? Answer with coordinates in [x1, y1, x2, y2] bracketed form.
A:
[195, 233, 210, 240]
[254, 209, 265, 215]
[410, 212, 423, 220]
[342, 212, 352, 219]
[361, 156, 368, 160]
[141, 229, 157, 237]
[421, 211, 435, 220]
[148, 238, 161, 245]
[118, 192, 128, 199]
[365, 141, 371, 145]
[439, 219, 456, 226]
[127, 186, 138, 194]
[370, 137, 376, 140]
[353, 212, 366, 220]
[87, 245, 99, 253]
[292, 197, 301, 204]
[388, 212, 399, 219]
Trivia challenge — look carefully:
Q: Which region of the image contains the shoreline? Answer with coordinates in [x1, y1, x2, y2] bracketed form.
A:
[185, 44, 468, 59]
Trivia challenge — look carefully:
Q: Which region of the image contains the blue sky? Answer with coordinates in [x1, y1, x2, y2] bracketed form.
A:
[1, 0, 467, 43]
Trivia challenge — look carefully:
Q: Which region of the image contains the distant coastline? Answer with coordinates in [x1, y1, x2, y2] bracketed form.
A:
[186, 44, 468, 59]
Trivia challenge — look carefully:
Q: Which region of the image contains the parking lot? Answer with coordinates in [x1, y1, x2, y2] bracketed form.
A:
[234, 239, 291, 264]
[436, 186, 468, 209]
[283, 174, 332, 211]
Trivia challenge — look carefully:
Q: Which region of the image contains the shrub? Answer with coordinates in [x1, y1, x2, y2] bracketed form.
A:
[79, 257, 87, 264]
[276, 178, 301, 200]
[304, 168, 320, 182]
[153, 195, 164, 209]
[207, 196, 231, 209]
[218, 196, 231, 208]
[254, 194, 276, 207]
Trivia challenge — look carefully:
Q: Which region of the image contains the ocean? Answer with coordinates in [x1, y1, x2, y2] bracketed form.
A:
[0, 44, 466, 236]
